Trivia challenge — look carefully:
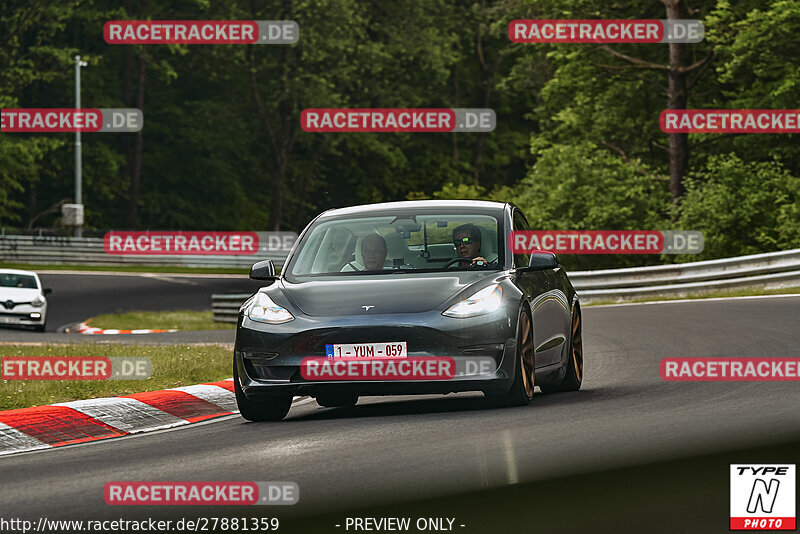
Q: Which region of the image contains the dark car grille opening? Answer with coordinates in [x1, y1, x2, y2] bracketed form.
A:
[0, 312, 40, 320]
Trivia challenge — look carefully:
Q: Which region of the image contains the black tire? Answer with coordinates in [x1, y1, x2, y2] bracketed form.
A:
[486, 306, 534, 407]
[34, 323, 46, 333]
[540, 304, 583, 393]
[315, 393, 358, 408]
[233, 360, 292, 421]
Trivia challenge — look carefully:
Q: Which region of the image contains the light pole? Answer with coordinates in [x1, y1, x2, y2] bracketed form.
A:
[74, 55, 87, 237]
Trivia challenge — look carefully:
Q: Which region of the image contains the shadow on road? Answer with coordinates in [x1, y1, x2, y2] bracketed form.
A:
[280, 387, 611, 423]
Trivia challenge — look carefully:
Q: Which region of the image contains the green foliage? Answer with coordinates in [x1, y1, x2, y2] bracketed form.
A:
[1, 0, 799, 270]
[672, 154, 800, 260]
[509, 141, 670, 269]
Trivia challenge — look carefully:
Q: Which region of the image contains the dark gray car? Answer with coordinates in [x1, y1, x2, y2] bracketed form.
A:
[234, 200, 583, 421]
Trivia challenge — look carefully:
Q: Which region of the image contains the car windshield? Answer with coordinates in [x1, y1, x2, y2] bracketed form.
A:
[288, 212, 501, 277]
[0, 274, 38, 289]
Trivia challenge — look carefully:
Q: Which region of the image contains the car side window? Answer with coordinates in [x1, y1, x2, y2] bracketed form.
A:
[512, 209, 531, 269]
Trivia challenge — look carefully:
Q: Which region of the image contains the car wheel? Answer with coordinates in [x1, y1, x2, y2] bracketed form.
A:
[233, 360, 292, 421]
[34, 323, 46, 333]
[486, 306, 534, 407]
[316, 393, 358, 408]
[540, 304, 583, 393]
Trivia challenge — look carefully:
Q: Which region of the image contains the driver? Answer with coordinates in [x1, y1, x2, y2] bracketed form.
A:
[452, 224, 488, 268]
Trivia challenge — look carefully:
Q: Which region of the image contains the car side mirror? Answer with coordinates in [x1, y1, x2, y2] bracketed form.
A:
[527, 251, 558, 270]
[43, 287, 53, 295]
[249, 260, 278, 280]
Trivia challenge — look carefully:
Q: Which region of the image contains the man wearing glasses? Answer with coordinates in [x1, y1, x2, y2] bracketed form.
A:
[452, 224, 490, 268]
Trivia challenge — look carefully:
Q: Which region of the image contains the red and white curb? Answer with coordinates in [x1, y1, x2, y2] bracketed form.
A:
[67, 321, 177, 335]
[0, 379, 237, 456]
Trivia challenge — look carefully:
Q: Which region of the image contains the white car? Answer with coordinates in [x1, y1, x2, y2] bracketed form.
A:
[0, 269, 51, 332]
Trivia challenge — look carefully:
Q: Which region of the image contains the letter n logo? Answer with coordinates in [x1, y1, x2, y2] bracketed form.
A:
[748, 479, 780, 513]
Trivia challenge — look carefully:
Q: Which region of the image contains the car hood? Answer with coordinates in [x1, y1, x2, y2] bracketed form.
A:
[0, 288, 40, 302]
[279, 272, 499, 316]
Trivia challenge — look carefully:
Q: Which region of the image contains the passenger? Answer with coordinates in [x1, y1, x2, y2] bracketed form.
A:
[361, 233, 388, 270]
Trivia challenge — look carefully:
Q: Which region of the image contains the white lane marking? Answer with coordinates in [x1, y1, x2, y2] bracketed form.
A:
[0, 422, 49, 456]
[167, 384, 237, 412]
[502, 430, 518, 485]
[54, 397, 188, 433]
[587, 293, 800, 308]
[141, 274, 199, 285]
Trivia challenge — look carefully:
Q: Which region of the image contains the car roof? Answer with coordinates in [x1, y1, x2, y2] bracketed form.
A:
[319, 200, 510, 218]
[0, 269, 39, 277]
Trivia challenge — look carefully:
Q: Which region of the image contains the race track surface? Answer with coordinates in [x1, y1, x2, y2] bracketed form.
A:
[2, 295, 799, 532]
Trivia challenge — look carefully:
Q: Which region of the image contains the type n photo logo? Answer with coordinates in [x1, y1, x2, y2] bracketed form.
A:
[730, 464, 796, 530]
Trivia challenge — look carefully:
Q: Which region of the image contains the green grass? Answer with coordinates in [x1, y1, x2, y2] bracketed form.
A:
[88, 310, 235, 331]
[0, 262, 249, 275]
[0, 344, 233, 410]
[585, 285, 800, 306]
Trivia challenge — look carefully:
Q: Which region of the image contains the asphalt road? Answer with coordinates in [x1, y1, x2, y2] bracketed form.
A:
[2, 295, 799, 532]
[0, 271, 262, 334]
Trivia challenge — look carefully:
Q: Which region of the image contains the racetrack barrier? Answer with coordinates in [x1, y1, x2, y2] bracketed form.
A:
[211, 249, 800, 319]
[0, 234, 289, 269]
[3, 233, 794, 308]
[212, 293, 252, 323]
[571, 248, 800, 302]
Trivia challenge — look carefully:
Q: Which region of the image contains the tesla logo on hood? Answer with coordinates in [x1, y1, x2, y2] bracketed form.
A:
[361, 305, 374, 311]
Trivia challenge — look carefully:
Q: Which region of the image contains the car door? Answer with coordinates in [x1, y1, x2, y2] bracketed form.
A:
[512, 208, 570, 368]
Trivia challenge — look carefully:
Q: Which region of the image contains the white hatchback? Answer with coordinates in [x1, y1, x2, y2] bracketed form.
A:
[0, 269, 51, 332]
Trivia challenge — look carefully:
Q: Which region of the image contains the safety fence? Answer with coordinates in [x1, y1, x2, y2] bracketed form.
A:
[0, 234, 290, 270]
[571, 248, 800, 302]
[210, 249, 800, 320]
[0, 234, 794, 313]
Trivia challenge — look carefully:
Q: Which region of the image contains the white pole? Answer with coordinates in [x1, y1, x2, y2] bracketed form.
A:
[74, 55, 86, 237]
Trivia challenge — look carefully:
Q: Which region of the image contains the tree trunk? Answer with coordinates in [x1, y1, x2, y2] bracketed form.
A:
[269, 156, 286, 231]
[26, 181, 36, 228]
[665, 0, 689, 199]
[125, 47, 146, 228]
[471, 82, 493, 183]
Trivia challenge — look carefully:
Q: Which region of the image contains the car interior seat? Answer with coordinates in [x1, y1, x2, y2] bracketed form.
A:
[479, 226, 498, 261]
[384, 232, 412, 268]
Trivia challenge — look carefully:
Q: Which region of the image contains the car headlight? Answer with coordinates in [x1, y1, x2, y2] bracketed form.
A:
[247, 292, 294, 324]
[443, 284, 503, 318]
[31, 296, 45, 307]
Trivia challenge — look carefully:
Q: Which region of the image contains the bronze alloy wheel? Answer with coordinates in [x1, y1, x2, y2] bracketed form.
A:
[519, 308, 535, 399]
[486, 306, 534, 406]
[570, 305, 583, 384]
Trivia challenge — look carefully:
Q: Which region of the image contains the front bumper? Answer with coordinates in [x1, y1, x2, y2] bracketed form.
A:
[0, 304, 46, 326]
[234, 307, 517, 398]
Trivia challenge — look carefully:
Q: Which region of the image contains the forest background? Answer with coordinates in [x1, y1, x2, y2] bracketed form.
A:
[2, 0, 799, 269]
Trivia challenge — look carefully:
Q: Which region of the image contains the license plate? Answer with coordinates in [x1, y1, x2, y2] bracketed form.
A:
[0, 316, 17, 324]
[325, 341, 407, 361]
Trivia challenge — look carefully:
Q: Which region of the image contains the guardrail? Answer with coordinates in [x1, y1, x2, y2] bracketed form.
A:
[0, 235, 289, 269]
[210, 249, 800, 320]
[571, 248, 800, 302]
[212, 293, 251, 323]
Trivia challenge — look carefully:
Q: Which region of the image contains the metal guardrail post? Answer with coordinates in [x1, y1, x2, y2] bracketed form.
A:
[211, 293, 252, 323]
